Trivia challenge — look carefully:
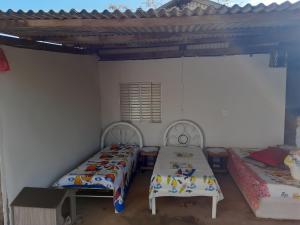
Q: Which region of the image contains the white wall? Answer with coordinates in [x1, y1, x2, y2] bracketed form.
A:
[0, 49, 287, 223]
[99, 55, 286, 148]
[0, 46, 101, 209]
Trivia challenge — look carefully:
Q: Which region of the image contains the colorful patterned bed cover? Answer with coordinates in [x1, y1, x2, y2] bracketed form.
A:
[228, 148, 300, 211]
[54, 145, 139, 213]
[149, 147, 224, 201]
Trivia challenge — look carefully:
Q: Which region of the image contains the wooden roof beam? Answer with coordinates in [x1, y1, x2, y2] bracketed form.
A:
[97, 45, 275, 61]
[31, 33, 178, 45]
[0, 36, 90, 54]
[35, 28, 300, 50]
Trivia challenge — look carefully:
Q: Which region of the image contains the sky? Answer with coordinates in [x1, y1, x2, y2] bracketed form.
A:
[0, 0, 298, 12]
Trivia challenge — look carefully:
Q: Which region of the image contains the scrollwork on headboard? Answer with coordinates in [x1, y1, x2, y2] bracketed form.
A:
[163, 120, 205, 148]
[100, 122, 143, 149]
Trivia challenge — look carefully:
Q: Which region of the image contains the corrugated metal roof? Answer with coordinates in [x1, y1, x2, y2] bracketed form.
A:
[0, 1, 300, 59]
[0, 1, 300, 20]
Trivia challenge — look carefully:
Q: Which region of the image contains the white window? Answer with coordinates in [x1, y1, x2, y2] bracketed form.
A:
[120, 82, 161, 123]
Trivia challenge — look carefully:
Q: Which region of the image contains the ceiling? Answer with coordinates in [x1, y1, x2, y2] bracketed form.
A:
[1, 1, 300, 60]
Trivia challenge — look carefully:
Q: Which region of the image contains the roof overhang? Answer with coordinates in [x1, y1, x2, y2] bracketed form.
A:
[1, 2, 300, 60]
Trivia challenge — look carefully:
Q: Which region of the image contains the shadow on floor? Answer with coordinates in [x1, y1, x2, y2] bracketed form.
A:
[76, 172, 298, 225]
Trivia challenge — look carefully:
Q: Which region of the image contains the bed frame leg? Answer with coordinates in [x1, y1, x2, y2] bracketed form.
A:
[212, 196, 217, 219]
[151, 198, 156, 215]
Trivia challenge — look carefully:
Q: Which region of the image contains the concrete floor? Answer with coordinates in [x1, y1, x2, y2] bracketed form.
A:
[76, 172, 299, 225]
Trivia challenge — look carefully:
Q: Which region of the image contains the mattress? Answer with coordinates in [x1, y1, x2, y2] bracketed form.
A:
[228, 148, 300, 220]
[54, 145, 139, 213]
[149, 146, 223, 201]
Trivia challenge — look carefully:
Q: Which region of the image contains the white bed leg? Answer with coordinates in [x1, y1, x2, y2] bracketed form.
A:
[212, 196, 217, 219]
[149, 198, 152, 210]
[151, 198, 156, 215]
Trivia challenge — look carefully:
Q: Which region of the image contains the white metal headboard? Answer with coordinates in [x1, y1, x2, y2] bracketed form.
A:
[163, 120, 205, 148]
[100, 122, 144, 149]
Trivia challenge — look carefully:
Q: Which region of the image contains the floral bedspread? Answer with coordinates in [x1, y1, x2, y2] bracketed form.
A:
[228, 149, 270, 210]
[228, 148, 300, 211]
[54, 145, 139, 213]
[149, 147, 224, 201]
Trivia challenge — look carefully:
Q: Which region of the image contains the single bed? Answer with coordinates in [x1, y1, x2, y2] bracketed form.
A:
[228, 148, 300, 220]
[149, 120, 224, 218]
[54, 121, 143, 213]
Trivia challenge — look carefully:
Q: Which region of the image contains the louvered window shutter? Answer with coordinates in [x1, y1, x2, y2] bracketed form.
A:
[120, 82, 161, 123]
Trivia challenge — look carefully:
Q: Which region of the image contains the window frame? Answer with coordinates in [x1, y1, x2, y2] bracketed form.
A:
[120, 82, 161, 123]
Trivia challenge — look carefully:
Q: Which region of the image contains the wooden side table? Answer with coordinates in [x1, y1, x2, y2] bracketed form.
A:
[206, 147, 228, 173]
[11, 187, 76, 225]
[139, 146, 160, 171]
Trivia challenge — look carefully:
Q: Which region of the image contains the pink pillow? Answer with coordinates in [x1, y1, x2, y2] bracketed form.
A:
[249, 147, 289, 167]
